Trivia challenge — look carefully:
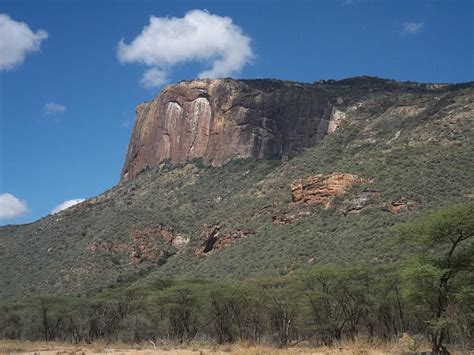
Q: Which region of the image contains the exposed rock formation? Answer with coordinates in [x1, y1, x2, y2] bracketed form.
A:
[88, 225, 189, 264]
[195, 224, 255, 255]
[345, 189, 381, 213]
[291, 173, 368, 209]
[131, 225, 189, 247]
[384, 199, 418, 214]
[274, 180, 417, 224]
[272, 210, 311, 225]
[121, 76, 466, 183]
[272, 173, 370, 224]
[121, 79, 337, 182]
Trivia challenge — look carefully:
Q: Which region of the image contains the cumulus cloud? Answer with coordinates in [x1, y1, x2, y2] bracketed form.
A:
[51, 199, 85, 214]
[402, 22, 424, 35]
[0, 13, 48, 71]
[0, 193, 29, 220]
[140, 67, 168, 88]
[44, 102, 66, 115]
[117, 9, 253, 87]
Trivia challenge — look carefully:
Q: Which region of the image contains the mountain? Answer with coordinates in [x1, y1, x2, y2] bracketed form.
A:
[122, 78, 335, 182]
[0, 77, 472, 300]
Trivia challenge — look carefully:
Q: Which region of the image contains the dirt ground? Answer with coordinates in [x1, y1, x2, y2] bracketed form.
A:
[0, 339, 456, 355]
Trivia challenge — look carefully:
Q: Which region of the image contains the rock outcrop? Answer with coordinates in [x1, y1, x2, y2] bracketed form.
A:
[121, 76, 462, 182]
[272, 210, 311, 225]
[131, 225, 189, 247]
[195, 224, 256, 255]
[384, 199, 418, 214]
[291, 173, 368, 209]
[121, 78, 337, 182]
[345, 189, 381, 213]
[87, 225, 189, 264]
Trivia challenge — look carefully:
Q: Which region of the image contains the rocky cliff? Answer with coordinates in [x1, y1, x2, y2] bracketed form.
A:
[121, 77, 463, 182]
[121, 78, 340, 182]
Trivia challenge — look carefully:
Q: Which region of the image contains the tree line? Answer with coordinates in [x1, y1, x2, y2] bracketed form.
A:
[0, 203, 472, 354]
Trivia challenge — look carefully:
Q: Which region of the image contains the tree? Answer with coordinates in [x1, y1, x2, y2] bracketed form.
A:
[259, 277, 300, 347]
[207, 285, 237, 344]
[156, 285, 201, 343]
[299, 267, 381, 345]
[229, 283, 266, 343]
[399, 202, 474, 354]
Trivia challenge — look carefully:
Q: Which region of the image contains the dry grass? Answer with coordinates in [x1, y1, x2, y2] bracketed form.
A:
[0, 338, 458, 355]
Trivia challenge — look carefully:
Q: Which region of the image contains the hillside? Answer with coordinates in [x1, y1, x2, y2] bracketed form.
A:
[0, 77, 473, 300]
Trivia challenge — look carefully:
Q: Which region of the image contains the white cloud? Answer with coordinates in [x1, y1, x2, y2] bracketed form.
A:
[44, 102, 66, 115]
[0, 193, 28, 220]
[402, 22, 424, 35]
[140, 67, 168, 88]
[51, 199, 85, 214]
[117, 9, 253, 87]
[0, 13, 48, 71]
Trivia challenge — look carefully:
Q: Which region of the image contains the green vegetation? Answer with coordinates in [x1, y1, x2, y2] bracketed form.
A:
[1, 203, 472, 353]
[0, 80, 473, 354]
[398, 203, 473, 353]
[0, 82, 473, 301]
[0, 248, 472, 353]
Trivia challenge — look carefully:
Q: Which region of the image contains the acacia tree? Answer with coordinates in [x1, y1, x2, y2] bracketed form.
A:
[207, 286, 237, 344]
[259, 278, 300, 347]
[370, 269, 407, 340]
[158, 286, 201, 343]
[300, 267, 382, 345]
[399, 202, 473, 354]
[230, 284, 266, 343]
[300, 267, 349, 346]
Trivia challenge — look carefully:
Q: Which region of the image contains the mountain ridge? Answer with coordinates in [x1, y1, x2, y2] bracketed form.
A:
[121, 76, 471, 182]
[0, 76, 472, 300]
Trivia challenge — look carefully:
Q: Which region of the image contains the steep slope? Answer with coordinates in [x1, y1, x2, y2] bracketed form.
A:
[122, 77, 453, 183]
[121, 78, 334, 182]
[0, 77, 472, 300]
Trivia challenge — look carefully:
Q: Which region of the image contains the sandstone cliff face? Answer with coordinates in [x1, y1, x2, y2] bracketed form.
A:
[121, 79, 336, 182]
[122, 76, 456, 182]
[291, 173, 367, 209]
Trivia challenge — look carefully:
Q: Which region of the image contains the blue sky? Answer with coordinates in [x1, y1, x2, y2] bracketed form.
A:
[0, 0, 473, 225]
